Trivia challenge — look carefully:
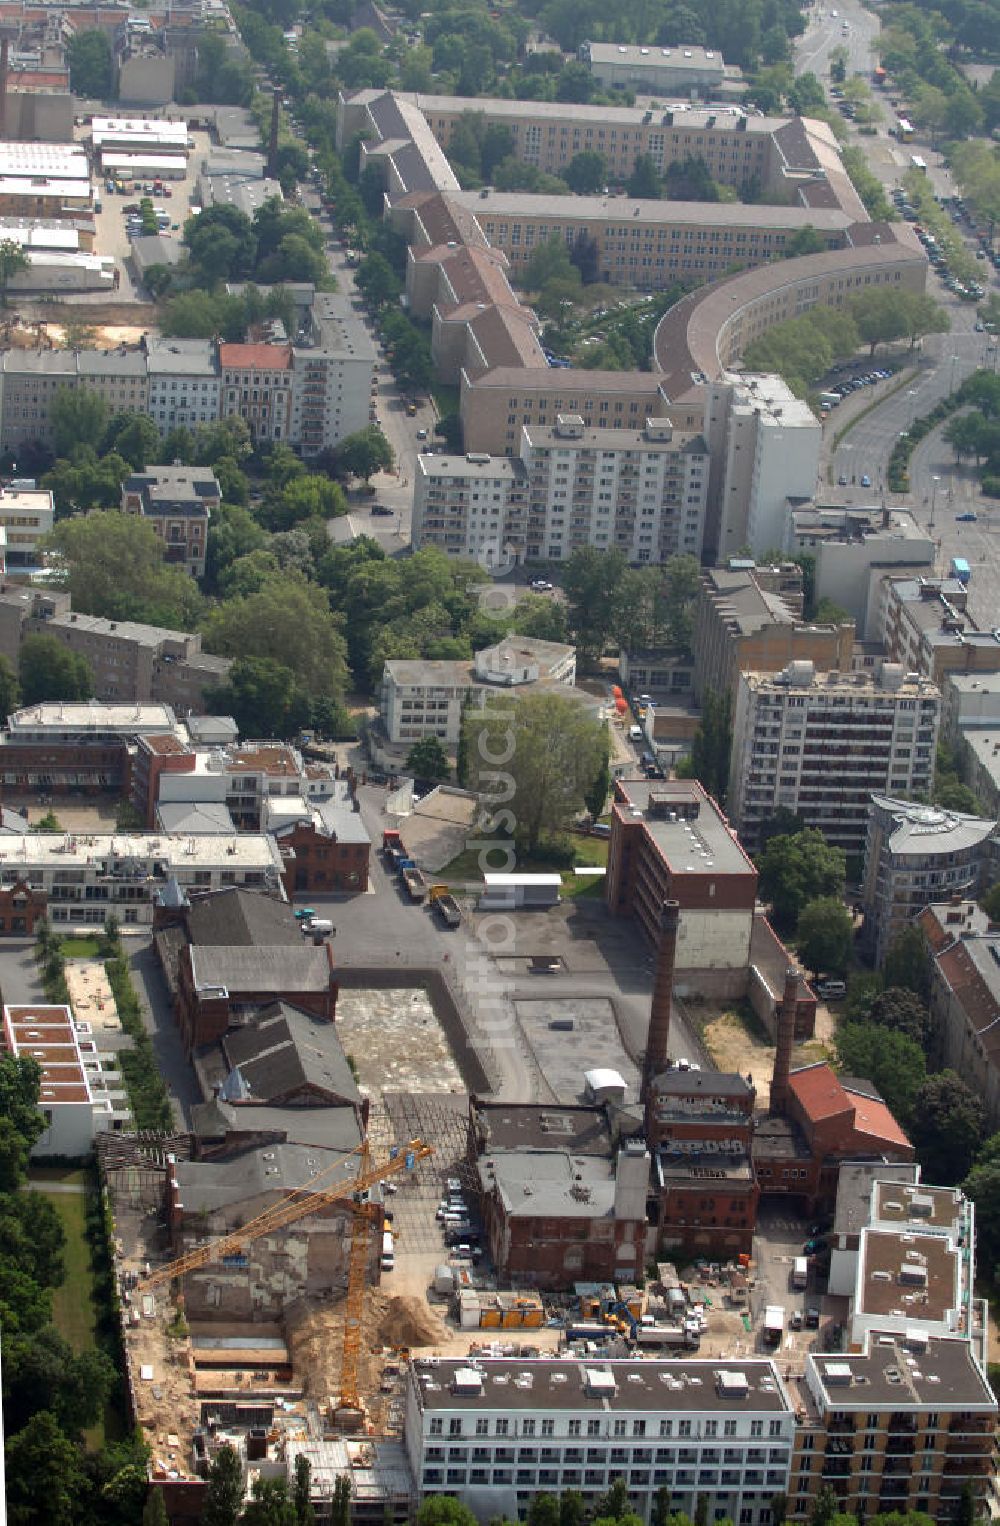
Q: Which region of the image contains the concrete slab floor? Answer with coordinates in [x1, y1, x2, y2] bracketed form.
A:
[337, 989, 465, 1097]
[513, 996, 640, 1106]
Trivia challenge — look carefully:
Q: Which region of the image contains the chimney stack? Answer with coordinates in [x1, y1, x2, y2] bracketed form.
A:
[641, 900, 681, 1101]
[770, 967, 799, 1116]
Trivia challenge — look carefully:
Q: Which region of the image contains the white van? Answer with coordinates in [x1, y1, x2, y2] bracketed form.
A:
[816, 978, 847, 1000]
[628, 724, 643, 741]
[381, 1231, 394, 1271]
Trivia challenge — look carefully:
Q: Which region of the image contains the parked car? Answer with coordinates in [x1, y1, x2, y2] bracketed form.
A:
[371, 503, 394, 516]
[956, 512, 978, 522]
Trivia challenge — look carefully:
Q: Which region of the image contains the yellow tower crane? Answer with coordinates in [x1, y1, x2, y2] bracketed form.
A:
[142, 1137, 433, 1416]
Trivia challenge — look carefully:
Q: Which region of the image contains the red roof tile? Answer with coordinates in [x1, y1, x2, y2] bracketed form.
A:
[218, 343, 291, 371]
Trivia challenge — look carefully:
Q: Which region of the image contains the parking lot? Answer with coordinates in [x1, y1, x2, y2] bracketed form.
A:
[750, 1206, 845, 1358]
[82, 125, 210, 302]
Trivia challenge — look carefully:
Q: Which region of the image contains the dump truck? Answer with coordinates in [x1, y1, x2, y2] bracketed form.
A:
[764, 1305, 785, 1346]
[633, 1322, 700, 1350]
[382, 828, 404, 864]
[429, 884, 461, 927]
[400, 862, 428, 901]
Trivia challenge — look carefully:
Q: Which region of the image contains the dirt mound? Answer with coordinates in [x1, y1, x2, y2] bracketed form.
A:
[372, 1291, 446, 1349]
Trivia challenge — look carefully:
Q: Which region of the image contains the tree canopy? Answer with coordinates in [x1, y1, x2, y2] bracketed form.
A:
[46, 512, 203, 631]
[909, 1071, 985, 1184]
[755, 829, 847, 929]
[201, 572, 350, 701]
[796, 897, 853, 978]
[18, 636, 93, 707]
[836, 1023, 926, 1127]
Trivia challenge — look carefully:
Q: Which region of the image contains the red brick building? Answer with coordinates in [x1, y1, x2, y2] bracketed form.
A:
[0, 877, 47, 935]
[754, 1063, 914, 1210]
[468, 1101, 649, 1290]
[274, 802, 370, 896]
[174, 941, 337, 1052]
[646, 1069, 759, 1258]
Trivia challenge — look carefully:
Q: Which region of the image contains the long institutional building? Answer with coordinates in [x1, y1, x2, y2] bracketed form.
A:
[337, 88, 928, 565]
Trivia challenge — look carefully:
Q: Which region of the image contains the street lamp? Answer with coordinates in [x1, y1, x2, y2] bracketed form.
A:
[930, 474, 941, 531]
[949, 354, 959, 395]
[906, 388, 918, 430]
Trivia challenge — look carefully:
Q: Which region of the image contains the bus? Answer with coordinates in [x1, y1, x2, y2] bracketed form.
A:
[896, 118, 915, 142]
[910, 154, 928, 174]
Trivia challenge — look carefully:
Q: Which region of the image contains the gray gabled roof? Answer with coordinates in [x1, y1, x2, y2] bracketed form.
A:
[190, 945, 333, 995]
[185, 886, 301, 947]
[221, 1001, 360, 1107]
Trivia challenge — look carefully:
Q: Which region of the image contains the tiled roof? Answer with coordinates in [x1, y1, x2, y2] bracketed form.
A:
[218, 342, 292, 370]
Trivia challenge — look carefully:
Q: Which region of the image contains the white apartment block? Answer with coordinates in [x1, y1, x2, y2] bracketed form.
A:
[0, 483, 53, 573]
[3, 1003, 130, 1155]
[0, 832, 285, 926]
[704, 376, 821, 563]
[289, 292, 377, 456]
[729, 660, 940, 855]
[404, 1357, 796, 1526]
[413, 414, 709, 565]
[381, 638, 577, 746]
[144, 337, 222, 432]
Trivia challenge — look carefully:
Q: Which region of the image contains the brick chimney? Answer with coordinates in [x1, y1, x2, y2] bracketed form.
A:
[641, 900, 681, 1101]
[769, 967, 799, 1117]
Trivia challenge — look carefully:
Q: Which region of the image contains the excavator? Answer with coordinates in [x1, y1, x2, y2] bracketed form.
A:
[142, 1136, 433, 1421]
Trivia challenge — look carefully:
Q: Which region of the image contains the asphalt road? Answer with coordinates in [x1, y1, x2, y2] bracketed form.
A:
[795, 0, 879, 80]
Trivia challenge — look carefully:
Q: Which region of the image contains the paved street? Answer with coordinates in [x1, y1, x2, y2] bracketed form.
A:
[128, 938, 203, 1129]
[795, 0, 879, 80]
[0, 938, 46, 1007]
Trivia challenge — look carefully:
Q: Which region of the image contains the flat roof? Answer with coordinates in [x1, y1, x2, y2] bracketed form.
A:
[101, 154, 188, 171]
[4, 1003, 91, 1106]
[6, 701, 179, 735]
[614, 778, 755, 878]
[873, 1180, 964, 1233]
[473, 1101, 614, 1154]
[585, 42, 726, 72]
[857, 1228, 959, 1325]
[411, 1356, 793, 1413]
[871, 795, 997, 855]
[805, 1334, 995, 1410]
[482, 1148, 637, 1220]
[0, 832, 283, 870]
[452, 187, 852, 232]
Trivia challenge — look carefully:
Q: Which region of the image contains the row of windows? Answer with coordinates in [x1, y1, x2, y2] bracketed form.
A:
[428, 1417, 786, 1439]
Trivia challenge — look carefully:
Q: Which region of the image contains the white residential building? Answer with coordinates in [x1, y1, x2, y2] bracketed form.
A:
[0, 483, 53, 574]
[413, 414, 709, 566]
[381, 637, 578, 746]
[784, 504, 935, 638]
[729, 660, 941, 855]
[0, 832, 286, 926]
[704, 375, 821, 562]
[404, 1356, 796, 1525]
[289, 292, 378, 456]
[144, 337, 221, 432]
[3, 1003, 130, 1154]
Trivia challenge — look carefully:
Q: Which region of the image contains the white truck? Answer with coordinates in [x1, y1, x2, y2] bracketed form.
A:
[764, 1305, 785, 1346]
[792, 1256, 809, 1290]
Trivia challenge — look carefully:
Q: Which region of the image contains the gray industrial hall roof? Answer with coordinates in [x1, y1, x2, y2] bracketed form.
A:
[190, 945, 332, 995]
[473, 1102, 613, 1155]
[411, 1356, 792, 1413]
[173, 1140, 360, 1215]
[221, 1001, 361, 1107]
[155, 801, 235, 835]
[185, 886, 301, 947]
[189, 1097, 363, 1153]
[832, 1162, 920, 1239]
[806, 1336, 995, 1409]
[651, 1070, 752, 1098]
[482, 1147, 647, 1221]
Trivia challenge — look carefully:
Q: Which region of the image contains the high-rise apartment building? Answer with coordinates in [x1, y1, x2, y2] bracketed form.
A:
[729, 661, 940, 856]
[413, 414, 709, 565]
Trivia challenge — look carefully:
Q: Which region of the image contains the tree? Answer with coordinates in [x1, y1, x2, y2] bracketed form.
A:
[595, 1481, 631, 1521]
[142, 1490, 169, 1526]
[0, 653, 19, 721]
[796, 897, 853, 977]
[18, 635, 93, 706]
[527, 1496, 561, 1526]
[202, 1443, 244, 1526]
[50, 386, 110, 459]
[523, 234, 580, 296]
[810, 1487, 839, 1526]
[850, 289, 949, 356]
[869, 988, 933, 1049]
[330, 1475, 350, 1526]
[406, 734, 450, 783]
[564, 150, 606, 194]
[909, 1071, 985, 1184]
[102, 411, 161, 471]
[184, 204, 256, 282]
[463, 690, 608, 851]
[563, 545, 627, 667]
[355, 252, 402, 310]
[5, 1409, 87, 1526]
[417, 1501, 479, 1526]
[881, 925, 929, 998]
[293, 1454, 316, 1526]
[201, 573, 350, 701]
[687, 688, 732, 804]
[240, 1476, 298, 1526]
[627, 154, 662, 199]
[0, 239, 28, 305]
[784, 226, 826, 259]
[47, 512, 202, 630]
[756, 829, 847, 929]
[67, 28, 113, 97]
[963, 1151, 1000, 1273]
[651, 1489, 673, 1526]
[560, 1493, 586, 1526]
[204, 655, 312, 740]
[334, 426, 394, 484]
[585, 735, 611, 819]
[837, 1023, 926, 1125]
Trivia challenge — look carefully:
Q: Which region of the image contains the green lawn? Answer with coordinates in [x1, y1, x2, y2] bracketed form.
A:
[438, 833, 609, 899]
[30, 1172, 105, 1447]
[59, 936, 102, 959]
